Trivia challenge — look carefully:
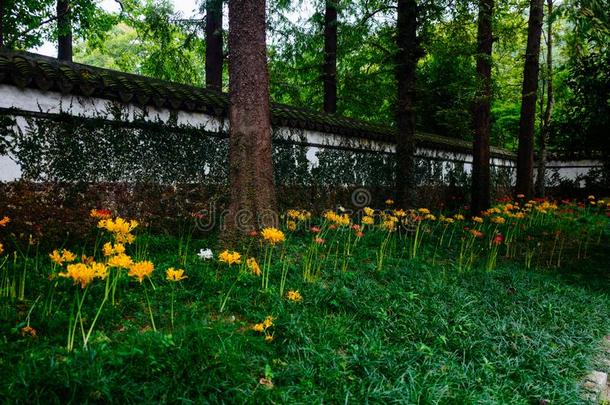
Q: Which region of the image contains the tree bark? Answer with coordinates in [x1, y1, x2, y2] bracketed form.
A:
[205, 0, 223, 91]
[224, 0, 277, 241]
[516, 0, 544, 198]
[395, 0, 418, 208]
[57, 0, 73, 61]
[323, 0, 337, 114]
[535, 0, 553, 198]
[471, 0, 494, 215]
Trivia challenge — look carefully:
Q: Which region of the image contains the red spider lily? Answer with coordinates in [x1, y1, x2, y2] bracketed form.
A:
[314, 237, 325, 245]
[352, 224, 361, 231]
[248, 230, 258, 237]
[355, 231, 364, 238]
[328, 224, 337, 230]
[310, 226, 321, 233]
[492, 234, 505, 245]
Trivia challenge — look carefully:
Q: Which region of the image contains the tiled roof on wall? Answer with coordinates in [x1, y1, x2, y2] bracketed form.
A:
[0, 49, 515, 159]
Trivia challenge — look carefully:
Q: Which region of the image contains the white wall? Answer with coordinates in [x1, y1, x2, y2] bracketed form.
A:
[0, 84, 597, 186]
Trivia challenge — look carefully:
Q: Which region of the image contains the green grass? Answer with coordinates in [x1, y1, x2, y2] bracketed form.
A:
[1, 229, 609, 404]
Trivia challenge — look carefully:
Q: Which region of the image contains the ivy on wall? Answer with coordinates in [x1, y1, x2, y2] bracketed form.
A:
[0, 108, 515, 207]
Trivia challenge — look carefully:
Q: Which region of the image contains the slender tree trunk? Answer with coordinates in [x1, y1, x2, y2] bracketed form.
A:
[205, 0, 223, 90]
[516, 0, 544, 198]
[0, 0, 5, 48]
[57, 0, 73, 61]
[535, 0, 553, 197]
[323, 0, 337, 114]
[224, 0, 277, 240]
[471, 0, 494, 215]
[395, 0, 418, 207]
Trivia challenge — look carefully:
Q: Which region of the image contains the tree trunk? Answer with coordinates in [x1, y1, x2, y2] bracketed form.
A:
[395, 0, 418, 207]
[57, 0, 73, 61]
[323, 0, 337, 114]
[535, 0, 553, 198]
[205, 0, 223, 90]
[224, 0, 277, 241]
[471, 0, 494, 215]
[0, 0, 5, 48]
[516, 0, 544, 198]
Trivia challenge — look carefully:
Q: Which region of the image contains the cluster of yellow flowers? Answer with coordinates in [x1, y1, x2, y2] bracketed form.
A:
[261, 227, 286, 245]
[166, 267, 187, 281]
[59, 261, 107, 288]
[0, 215, 10, 255]
[323, 211, 351, 227]
[219, 250, 242, 265]
[490, 216, 506, 225]
[98, 217, 138, 244]
[287, 209, 311, 222]
[49, 249, 77, 265]
[251, 315, 274, 342]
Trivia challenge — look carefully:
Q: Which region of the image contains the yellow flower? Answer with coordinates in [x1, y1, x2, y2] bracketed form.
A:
[265, 334, 274, 342]
[0, 216, 9, 227]
[587, 195, 595, 200]
[424, 214, 436, 221]
[166, 267, 187, 282]
[91, 262, 108, 280]
[251, 323, 265, 333]
[107, 253, 133, 268]
[443, 217, 455, 224]
[417, 208, 430, 215]
[472, 216, 484, 224]
[382, 219, 397, 232]
[393, 209, 407, 217]
[102, 242, 114, 257]
[286, 220, 297, 232]
[454, 214, 465, 221]
[128, 260, 154, 283]
[0, 243, 4, 255]
[362, 216, 374, 225]
[286, 290, 302, 302]
[59, 263, 96, 289]
[218, 250, 241, 265]
[491, 216, 506, 225]
[247, 257, 261, 276]
[363, 207, 375, 217]
[49, 249, 76, 265]
[261, 227, 286, 244]
[263, 316, 274, 328]
[385, 199, 394, 206]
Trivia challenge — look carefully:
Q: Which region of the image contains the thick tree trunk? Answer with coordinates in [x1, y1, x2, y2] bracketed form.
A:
[57, 0, 73, 61]
[205, 0, 223, 90]
[224, 0, 277, 240]
[535, 0, 553, 198]
[471, 0, 494, 215]
[395, 0, 418, 207]
[516, 0, 544, 198]
[323, 0, 337, 114]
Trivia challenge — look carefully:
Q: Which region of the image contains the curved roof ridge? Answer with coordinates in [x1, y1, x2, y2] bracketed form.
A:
[0, 49, 515, 159]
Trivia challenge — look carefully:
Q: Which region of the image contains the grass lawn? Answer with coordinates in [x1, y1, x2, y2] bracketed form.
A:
[1, 203, 609, 403]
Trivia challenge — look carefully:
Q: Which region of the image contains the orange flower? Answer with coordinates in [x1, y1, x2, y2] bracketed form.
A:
[0, 216, 9, 227]
[128, 261, 154, 283]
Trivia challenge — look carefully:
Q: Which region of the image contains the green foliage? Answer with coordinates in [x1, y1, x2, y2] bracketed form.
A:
[1, 209, 609, 402]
